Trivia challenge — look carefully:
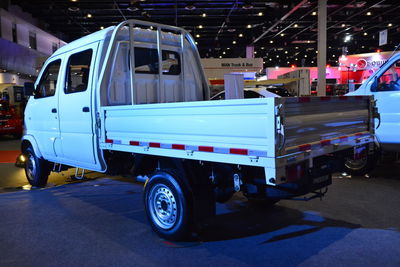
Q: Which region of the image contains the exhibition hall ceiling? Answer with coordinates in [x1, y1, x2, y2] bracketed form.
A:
[6, 0, 400, 67]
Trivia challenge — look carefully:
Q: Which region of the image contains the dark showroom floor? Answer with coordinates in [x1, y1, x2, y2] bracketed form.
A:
[0, 135, 399, 267]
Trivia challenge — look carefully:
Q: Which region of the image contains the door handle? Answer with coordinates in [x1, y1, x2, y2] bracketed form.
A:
[82, 107, 90, 112]
[51, 108, 57, 113]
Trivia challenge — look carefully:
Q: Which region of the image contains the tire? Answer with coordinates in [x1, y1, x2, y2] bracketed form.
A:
[24, 146, 51, 187]
[344, 147, 379, 176]
[143, 170, 192, 241]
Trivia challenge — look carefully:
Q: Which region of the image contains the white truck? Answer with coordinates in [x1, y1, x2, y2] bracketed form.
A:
[346, 52, 400, 174]
[22, 20, 377, 240]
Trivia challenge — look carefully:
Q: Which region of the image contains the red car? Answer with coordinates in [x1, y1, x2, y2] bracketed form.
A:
[0, 100, 23, 138]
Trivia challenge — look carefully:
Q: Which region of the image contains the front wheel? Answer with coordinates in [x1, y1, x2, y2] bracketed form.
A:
[24, 146, 51, 187]
[143, 170, 192, 241]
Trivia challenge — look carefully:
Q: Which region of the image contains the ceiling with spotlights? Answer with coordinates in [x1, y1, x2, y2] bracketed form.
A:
[4, 0, 400, 68]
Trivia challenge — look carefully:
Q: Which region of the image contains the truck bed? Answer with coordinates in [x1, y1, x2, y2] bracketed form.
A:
[100, 95, 374, 182]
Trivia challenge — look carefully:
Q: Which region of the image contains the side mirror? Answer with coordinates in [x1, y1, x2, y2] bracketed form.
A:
[23, 82, 35, 96]
[370, 76, 378, 92]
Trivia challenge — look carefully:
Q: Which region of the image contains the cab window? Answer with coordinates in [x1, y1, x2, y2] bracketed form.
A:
[373, 60, 400, 91]
[34, 59, 61, 99]
[65, 49, 93, 94]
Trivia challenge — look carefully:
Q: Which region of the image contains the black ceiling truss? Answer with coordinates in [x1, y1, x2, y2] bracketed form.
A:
[6, 0, 400, 67]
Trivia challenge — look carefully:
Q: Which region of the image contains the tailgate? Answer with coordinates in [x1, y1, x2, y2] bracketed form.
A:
[278, 96, 374, 155]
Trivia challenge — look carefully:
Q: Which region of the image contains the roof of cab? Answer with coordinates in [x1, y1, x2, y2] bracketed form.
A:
[51, 26, 116, 57]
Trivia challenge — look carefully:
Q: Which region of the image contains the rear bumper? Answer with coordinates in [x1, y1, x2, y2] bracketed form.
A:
[266, 174, 332, 199]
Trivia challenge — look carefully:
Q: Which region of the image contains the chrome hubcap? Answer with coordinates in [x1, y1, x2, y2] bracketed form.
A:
[148, 184, 177, 229]
[26, 154, 36, 180]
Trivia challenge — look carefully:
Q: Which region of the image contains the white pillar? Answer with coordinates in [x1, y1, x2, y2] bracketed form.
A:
[317, 0, 327, 96]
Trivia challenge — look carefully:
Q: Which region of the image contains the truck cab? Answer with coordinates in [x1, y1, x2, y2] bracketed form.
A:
[348, 53, 400, 152]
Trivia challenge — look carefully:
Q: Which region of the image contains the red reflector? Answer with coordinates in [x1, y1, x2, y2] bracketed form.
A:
[149, 142, 160, 148]
[320, 96, 331, 101]
[320, 139, 331, 146]
[298, 144, 311, 151]
[105, 139, 113, 144]
[230, 148, 248, 155]
[172, 144, 185, 150]
[339, 136, 348, 142]
[129, 141, 139, 146]
[299, 97, 311, 103]
[339, 96, 348, 100]
[198, 146, 214, 152]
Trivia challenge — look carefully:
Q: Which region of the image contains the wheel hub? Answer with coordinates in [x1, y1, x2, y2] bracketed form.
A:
[26, 154, 36, 180]
[149, 184, 178, 229]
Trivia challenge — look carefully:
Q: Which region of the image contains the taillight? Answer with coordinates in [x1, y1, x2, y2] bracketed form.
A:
[286, 162, 306, 182]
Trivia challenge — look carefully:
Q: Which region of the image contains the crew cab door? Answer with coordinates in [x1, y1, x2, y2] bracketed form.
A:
[26, 57, 63, 161]
[58, 42, 102, 170]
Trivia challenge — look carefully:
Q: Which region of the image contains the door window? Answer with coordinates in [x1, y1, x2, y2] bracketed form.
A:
[373, 60, 400, 91]
[65, 49, 93, 94]
[34, 59, 61, 99]
[162, 50, 181, 75]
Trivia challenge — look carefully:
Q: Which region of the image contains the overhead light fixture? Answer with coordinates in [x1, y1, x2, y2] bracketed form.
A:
[280, 33, 285, 37]
[127, 2, 140, 12]
[201, 13, 206, 17]
[195, 41, 198, 45]
[363, 32, 368, 36]
[294, 24, 298, 28]
[196, 34, 200, 38]
[198, 25, 203, 29]
[247, 24, 252, 29]
[232, 40, 236, 44]
[87, 13, 92, 18]
[70, 0, 78, 2]
[238, 33, 243, 37]
[344, 35, 352, 42]
[304, 55, 307, 57]
[223, 51, 226, 55]
[242, 1, 254, 9]
[269, 40, 273, 44]
[388, 23, 393, 27]
[185, 4, 196, 11]
[285, 51, 288, 54]
[258, 12, 263, 16]
[312, 11, 317, 16]
[341, 24, 346, 27]
[219, 56, 222, 58]
[261, 47, 265, 50]
[227, 47, 230, 50]
[366, 11, 372, 16]
[100, 26, 104, 30]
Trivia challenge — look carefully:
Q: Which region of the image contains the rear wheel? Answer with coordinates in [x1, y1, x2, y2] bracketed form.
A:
[144, 170, 192, 241]
[24, 146, 51, 187]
